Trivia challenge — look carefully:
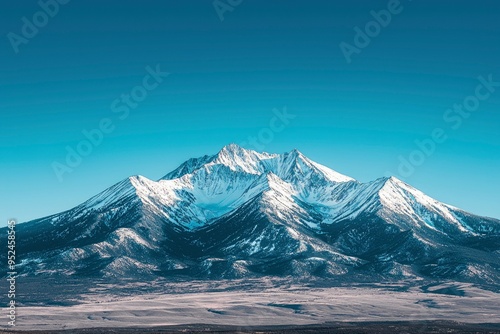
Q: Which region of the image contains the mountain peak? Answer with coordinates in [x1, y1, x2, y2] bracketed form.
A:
[217, 143, 251, 160]
[288, 148, 303, 156]
[386, 175, 405, 185]
[212, 144, 278, 174]
[221, 143, 246, 153]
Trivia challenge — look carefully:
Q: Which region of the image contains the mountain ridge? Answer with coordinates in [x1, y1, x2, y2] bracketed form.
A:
[5, 144, 499, 286]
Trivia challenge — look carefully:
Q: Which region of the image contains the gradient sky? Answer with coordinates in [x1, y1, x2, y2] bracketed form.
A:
[1, 0, 499, 225]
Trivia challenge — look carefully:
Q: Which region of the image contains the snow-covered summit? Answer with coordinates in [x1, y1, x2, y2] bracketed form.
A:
[75, 144, 496, 235]
[163, 144, 354, 183]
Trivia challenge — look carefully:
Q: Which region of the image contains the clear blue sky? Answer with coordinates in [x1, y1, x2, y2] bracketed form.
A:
[1, 0, 499, 224]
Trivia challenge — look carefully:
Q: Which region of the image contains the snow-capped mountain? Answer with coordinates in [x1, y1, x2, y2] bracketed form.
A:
[5, 144, 500, 285]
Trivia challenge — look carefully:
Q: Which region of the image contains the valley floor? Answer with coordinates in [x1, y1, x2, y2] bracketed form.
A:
[1, 278, 499, 332]
[1, 321, 500, 334]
